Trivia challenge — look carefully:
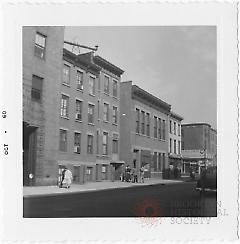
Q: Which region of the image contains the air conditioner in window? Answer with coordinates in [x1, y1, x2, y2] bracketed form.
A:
[74, 146, 80, 153]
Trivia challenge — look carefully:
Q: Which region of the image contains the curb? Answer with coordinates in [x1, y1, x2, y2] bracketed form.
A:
[23, 180, 189, 199]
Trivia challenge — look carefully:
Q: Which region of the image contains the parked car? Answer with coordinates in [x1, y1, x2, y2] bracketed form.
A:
[196, 166, 217, 195]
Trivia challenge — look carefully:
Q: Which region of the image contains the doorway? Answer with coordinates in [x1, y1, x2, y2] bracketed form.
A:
[23, 122, 38, 186]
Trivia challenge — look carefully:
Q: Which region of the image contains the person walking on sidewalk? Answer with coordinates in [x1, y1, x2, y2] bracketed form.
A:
[140, 166, 144, 183]
[62, 167, 73, 188]
[60, 167, 66, 188]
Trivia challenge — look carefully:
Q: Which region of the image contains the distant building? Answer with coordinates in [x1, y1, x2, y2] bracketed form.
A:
[168, 112, 184, 169]
[120, 81, 171, 178]
[23, 26, 65, 186]
[58, 48, 124, 184]
[181, 123, 217, 174]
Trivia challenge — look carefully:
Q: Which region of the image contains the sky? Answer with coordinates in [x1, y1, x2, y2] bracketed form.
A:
[64, 26, 216, 129]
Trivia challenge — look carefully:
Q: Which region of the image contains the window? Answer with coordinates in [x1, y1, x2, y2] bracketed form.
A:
[170, 120, 172, 133]
[35, 32, 46, 59]
[158, 118, 162, 140]
[136, 108, 140, 134]
[112, 134, 118, 154]
[158, 153, 162, 172]
[178, 124, 181, 136]
[76, 70, 83, 90]
[154, 116, 158, 138]
[88, 104, 94, 124]
[162, 120, 166, 140]
[60, 95, 69, 118]
[174, 122, 176, 135]
[141, 111, 145, 134]
[59, 129, 67, 152]
[104, 76, 110, 94]
[113, 80, 118, 97]
[153, 152, 158, 172]
[146, 113, 150, 136]
[178, 140, 181, 154]
[103, 103, 109, 122]
[97, 100, 100, 119]
[96, 130, 100, 154]
[174, 140, 177, 154]
[74, 132, 81, 154]
[112, 106, 118, 124]
[102, 132, 108, 155]
[63, 64, 70, 85]
[75, 100, 82, 121]
[182, 141, 184, 150]
[89, 76, 95, 95]
[87, 135, 93, 154]
[170, 138, 172, 153]
[31, 75, 43, 101]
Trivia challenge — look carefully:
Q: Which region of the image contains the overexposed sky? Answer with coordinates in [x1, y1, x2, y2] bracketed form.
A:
[64, 26, 216, 129]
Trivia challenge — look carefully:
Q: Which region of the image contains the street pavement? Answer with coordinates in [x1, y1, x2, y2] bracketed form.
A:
[23, 180, 216, 218]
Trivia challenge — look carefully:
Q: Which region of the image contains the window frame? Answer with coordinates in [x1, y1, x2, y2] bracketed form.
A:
[87, 134, 94, 154]
[59, 129, 67, 152]
[89, 75, 95, 96]
[88, 103, 95, 124]
[31, 75, 43, 102]
[74, 132, 81, 154]
[34, 32, 46, 59]
[76, 70, 84, 91]
[102, 131, 108, 155]
[75, 99, 83, 121]
[104, 75, 110, 95]
[62, 64, 71, 86]
[112, 106, 118, 124]
[112, 79, 118, 98]
[103, 102, 109, 122]
[60, 94, 69, 118]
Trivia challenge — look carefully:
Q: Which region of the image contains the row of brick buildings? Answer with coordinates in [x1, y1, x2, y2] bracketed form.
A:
[23, 26, 217, 186]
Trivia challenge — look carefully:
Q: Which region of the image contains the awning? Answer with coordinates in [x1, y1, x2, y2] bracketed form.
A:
[110, 160, 125, 165]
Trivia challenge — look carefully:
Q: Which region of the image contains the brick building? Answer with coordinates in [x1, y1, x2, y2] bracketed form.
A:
[120, 81, 171, 179]
[181, 123, 217, 174]
[58, 48, 124, 184]
[23, 27, 124, 186]
[168, 112, 183, 168]
[23, 26, 65, 186]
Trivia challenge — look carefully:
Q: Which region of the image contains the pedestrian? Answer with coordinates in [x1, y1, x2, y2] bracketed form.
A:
[140, 166, 144, 183]
[60, 167, 66, 188]
[133, 168, 138, 183]
[62, 167, 73, 188]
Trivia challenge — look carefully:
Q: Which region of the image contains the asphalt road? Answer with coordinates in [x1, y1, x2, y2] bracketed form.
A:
[23, 182, 217, 218]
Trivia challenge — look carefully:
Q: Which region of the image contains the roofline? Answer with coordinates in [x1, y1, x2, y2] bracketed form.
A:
[182, 123, 216, 130]
[63, 48, 101, 72]
[132, 84, 171, 112]
[170, 111, 184, 121]
[94, 55, 124, 76]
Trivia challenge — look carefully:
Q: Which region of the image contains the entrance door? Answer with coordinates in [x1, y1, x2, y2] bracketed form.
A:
[23, 122, 37, 186]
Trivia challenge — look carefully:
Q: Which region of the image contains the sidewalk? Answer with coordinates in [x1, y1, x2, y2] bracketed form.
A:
[23, 178, 186, 198]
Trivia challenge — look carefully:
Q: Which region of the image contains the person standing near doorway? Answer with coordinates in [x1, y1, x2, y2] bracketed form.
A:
[63, 167, 73, 188]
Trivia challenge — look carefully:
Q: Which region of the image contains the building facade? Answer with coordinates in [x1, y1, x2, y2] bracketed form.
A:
[181, 123, 217, 174]
[23, 26, 65, 186]
[120, 81, 171, 179]
[168, 112, 183, 169]
[57, 48, 124, 184]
